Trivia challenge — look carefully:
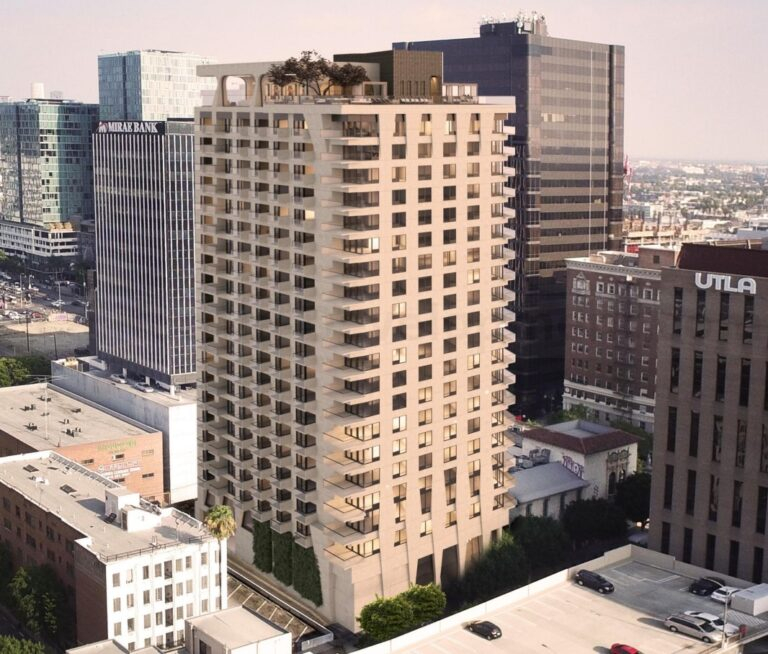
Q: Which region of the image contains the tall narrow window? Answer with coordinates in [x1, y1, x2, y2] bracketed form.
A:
[712, 415, 723, 462]
[695, 289, 706, 337]
[683, 528, 693, 564]
[753, 547, 764, 584]
[757, 486, 768, 535]
[735, 420, 747, 469]
[663, 464, 674, 509]
[718, 293, 730, 341]
[692, 351, 703, 397]
[762, 425, 768, 473]
[743, 295, 754, 343]
[685, 470, 696, 515]
[689, 411, 699, 458]
[672, 287, 683, 335]
[729, 540, 740, 577]
[670, 348, 680, 393]
[708, 475, 719, 521]
[740, 358, 751, 406]
[705, 534, 716, 570]
[661, 522, 671, 554]
[715, 356, 726, 401]
[732, 480, 743, 528]
[666, 407, 677, 452]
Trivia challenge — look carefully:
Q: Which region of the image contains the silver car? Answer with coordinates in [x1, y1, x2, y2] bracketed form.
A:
[665, 614, 720, 643]
[683, 611, 738, 637]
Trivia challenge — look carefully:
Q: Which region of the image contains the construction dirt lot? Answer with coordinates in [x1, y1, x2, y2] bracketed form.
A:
[0, 319, 89, 358]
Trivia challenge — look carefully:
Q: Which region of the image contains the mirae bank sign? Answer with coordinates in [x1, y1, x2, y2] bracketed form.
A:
[694, 272, 757, 295]
[97, 121, 166, 135]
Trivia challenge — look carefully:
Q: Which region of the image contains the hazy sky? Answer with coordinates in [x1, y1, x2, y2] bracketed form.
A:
[1, 0, 766, 162]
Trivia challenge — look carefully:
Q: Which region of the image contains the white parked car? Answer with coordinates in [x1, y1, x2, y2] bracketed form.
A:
[110, 374, 127, 384]
[51, 299, 65, 308]
[684, 611, 739, 636]
[135, 381, 155, 393]
[711, 587, 741, 604]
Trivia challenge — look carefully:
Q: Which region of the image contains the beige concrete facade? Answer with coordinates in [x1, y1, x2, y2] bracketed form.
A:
[195, 59, 516, 628]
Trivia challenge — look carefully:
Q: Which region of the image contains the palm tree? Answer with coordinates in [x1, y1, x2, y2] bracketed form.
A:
[204, 505, 236, 609]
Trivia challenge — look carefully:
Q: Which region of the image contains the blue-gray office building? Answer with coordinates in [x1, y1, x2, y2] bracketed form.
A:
[395, 15, 624, 416]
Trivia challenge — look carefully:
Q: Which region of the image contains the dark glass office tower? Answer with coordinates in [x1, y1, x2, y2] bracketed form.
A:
[396, 16, 624, 417]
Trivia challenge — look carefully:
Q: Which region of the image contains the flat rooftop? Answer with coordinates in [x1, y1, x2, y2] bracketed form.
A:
[186, 606, 287, 647]
[0, 383, 155, 448]
[58, 357, 196, 407]
[68, 641, 161, 654]
[365, 549, 768, 654]
[0, 452, 211, 561]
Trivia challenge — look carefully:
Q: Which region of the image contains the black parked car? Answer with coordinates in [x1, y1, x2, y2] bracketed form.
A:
[466, 621, 502, 640]
[689, 576, 725, 596]
[574, 569, 615, 594]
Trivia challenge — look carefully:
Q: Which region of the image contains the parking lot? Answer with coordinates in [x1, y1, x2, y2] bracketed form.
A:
[392, 560, 768, 654]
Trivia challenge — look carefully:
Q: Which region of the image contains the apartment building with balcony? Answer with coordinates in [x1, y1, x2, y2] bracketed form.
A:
[0, 451, 224, 650]
[195, 53, 516, 628]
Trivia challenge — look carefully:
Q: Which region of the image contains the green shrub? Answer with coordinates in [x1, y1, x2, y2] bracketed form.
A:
[252, 521, 272, 572]
[292, 543, 322, 606]
[0, 635, 45, 654]
[510, 516, 570, 573]
[460, 533, 529, 602]
[562, 498, 627, 545]
[272, 531, 293, 585]
[400, 583, 446, 624]
[358, 596, 415, 642]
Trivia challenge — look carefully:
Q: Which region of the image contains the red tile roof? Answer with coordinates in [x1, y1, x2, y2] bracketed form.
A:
[524, 425, 640, 455]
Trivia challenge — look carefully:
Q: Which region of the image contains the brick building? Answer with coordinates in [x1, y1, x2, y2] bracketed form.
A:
[563, 247, 677, 433]
[0, 451, 225, 649]
[0, 383, 163, 499]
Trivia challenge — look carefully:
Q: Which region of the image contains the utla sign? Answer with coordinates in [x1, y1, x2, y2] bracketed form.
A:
[695, 272, 756, 295]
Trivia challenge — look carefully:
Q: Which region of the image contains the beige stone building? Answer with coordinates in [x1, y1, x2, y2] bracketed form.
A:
[195, 52, 516, 628]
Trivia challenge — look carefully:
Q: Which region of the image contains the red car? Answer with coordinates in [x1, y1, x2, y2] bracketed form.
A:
[611, 646, 640, 654]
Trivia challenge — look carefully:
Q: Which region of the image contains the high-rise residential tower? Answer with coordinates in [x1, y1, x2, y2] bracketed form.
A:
[92, 119, 197, 388]
[98, 50, 216, 121]
[396, 15, 625, 417]
[0, 99, 98, 265]
[195, 55, 515, 628]
[649, 242, 768, 582]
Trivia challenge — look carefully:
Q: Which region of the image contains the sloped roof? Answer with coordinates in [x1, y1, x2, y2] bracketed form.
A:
[524, 420, 640, 455]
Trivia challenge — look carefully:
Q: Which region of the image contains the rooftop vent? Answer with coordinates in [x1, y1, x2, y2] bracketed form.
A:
[23, 464, 39, 473]
[60, 484, 76, 494]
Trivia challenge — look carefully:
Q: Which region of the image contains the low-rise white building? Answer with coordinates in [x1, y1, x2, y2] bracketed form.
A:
[0, 451, 225, 649]
[52, 358, 197, 504]
[508, 420, 639, 516]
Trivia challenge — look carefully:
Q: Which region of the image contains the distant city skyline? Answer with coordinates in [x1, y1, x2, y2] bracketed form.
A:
[1, 0, 766, 161]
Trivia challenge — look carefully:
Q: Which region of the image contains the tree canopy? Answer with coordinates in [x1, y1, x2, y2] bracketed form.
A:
[562, 498, 627, 545]
[0, 356, 50, 388]
[510, 516, 570, 573]
[615, 472, 652, 524]
[204, 505, 236, 540]
[0, 636, 45, 654]
[400, 583, 446, 624]
[358, 596, 415, 643]
[267, 51, 368, 95]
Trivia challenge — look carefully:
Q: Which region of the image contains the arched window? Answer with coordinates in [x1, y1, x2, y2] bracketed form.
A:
[608, 471, 617, 496]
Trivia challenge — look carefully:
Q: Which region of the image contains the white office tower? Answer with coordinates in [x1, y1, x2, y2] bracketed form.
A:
[195, 53, 516, 628]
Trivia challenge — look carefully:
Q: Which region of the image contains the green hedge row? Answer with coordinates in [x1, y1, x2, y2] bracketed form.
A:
[252, 520, 272, 572]
[251, 527, 323, 606]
